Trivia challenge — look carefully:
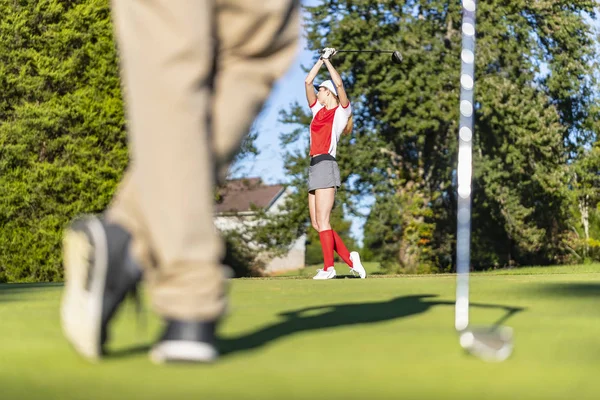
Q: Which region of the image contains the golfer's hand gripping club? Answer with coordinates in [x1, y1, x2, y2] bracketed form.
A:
[320, 47, 337, 60]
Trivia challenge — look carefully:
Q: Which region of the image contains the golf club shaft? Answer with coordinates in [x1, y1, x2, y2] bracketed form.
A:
[455, 1, 477, 331]
[336, 50, 397, 53]
[319, 49, 397, 54]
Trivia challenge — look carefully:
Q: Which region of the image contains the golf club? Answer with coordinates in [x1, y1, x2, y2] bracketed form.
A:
[455, 0, 514, 362]
[319, 48, 403, 64]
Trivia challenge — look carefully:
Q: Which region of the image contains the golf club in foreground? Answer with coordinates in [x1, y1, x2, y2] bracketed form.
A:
[455, 0, 514, 362]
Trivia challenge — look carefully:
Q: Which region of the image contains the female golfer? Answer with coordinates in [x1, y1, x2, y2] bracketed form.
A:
[305, 48, 366, 280]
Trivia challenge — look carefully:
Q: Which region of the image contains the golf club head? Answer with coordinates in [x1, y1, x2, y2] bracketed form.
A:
[391, 51, 403, 64]
[459, 325, 513, 362]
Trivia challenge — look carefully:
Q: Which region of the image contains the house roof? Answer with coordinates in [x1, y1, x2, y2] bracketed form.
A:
[215, 178, 285, 214]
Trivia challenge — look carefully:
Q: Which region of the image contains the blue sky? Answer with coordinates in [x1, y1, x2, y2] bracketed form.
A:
[235, 2, 317, 185]
[234, 43, 311, 185]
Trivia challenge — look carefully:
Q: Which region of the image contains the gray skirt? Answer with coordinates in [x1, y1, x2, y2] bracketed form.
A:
[308, 157, 341, 192]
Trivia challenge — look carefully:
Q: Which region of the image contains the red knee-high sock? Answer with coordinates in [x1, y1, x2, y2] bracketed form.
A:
[332, 231, 353, 267]
[319, 230, 335, 270]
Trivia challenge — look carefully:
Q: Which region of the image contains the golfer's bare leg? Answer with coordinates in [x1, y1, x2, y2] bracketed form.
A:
[308, 191, 319, 231]
[315, 188, 335, 232]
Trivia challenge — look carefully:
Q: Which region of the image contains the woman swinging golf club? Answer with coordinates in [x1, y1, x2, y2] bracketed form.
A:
[305, 47, 366, 280]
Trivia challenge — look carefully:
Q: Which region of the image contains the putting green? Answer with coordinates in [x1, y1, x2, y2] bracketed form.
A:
[1, 264, 599, 400]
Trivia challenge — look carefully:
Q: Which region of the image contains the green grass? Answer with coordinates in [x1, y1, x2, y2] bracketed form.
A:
[271, 261, 383, 278]
[2, 265, 600, 399]
[480, 263, 600, 275]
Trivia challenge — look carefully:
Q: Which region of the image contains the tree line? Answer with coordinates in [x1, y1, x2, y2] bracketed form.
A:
[0, 1, 598, 281]
[253, 0, 600, 273]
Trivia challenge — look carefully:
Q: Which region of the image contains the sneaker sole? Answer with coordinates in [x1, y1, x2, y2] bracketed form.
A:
[150, 341, 218, 364]
[60, 216, 108, 360]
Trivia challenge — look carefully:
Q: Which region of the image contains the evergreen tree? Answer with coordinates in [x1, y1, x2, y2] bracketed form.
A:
[0, 0, 127, 282]
[566, 143, 600, 262]
[273, 0, 599, 271]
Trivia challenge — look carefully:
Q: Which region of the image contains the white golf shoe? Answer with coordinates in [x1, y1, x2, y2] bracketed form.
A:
[350, 251, 366, 279]
[313, 267, 336, 280]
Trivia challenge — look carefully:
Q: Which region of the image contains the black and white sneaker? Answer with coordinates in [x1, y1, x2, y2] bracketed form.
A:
[150, 320, 219, 364]
[60, 215, 143, 360]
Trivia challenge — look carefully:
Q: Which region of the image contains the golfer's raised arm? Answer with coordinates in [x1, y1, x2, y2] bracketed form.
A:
[323, 59, 349, 108]
[305, 58, 323, 106]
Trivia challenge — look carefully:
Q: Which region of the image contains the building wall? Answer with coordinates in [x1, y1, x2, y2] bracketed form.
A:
[214, 188, 305, 274]
[268, 189, 290, 214]
[263, 234, 306, 273]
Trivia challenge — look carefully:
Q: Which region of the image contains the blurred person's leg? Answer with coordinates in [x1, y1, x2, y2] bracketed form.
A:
[110, 0, 300, 319]
[107, 171, 156, 273]
[109, 1, 225, 329]
[109, 0, 299, 363]
[212, 0, 300, 181]
[62, 0, 299, 363]
[62, 0, 224, 363]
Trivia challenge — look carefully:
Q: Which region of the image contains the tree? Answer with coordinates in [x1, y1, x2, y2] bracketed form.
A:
[472, 0, 599, 266]
[0, 0, 127, 282]
[270, 0, 599, 272]
[565, 143, 600, 262]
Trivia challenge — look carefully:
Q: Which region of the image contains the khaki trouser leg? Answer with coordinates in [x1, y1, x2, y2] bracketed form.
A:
[109, 0, 224, 321]
[107, 171, 156, 273]
[108, 0, 299, 321]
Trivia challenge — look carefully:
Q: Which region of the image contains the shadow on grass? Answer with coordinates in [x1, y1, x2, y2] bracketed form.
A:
[0, 297, 22, 303]
[219, 294, 523, 357]
[106, 344, 153, 359]
[534, 282, 600, 298]
[0, 283, 63, 290]
[0, 282, 63, 302]
[67, 294, 524, 359]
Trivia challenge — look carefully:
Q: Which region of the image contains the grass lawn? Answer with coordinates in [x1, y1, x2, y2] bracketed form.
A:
[1, 264, 600, 400]
[270, 260, 385, 278]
